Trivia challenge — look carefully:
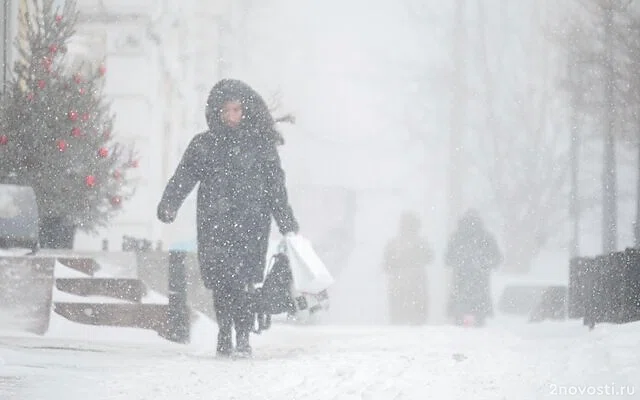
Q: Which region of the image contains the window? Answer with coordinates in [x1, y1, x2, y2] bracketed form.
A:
[51, 0, 66, 12]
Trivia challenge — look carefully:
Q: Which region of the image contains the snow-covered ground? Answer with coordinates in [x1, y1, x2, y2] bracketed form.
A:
[0, 315, 639, 399]
[1, 251, 637, 399]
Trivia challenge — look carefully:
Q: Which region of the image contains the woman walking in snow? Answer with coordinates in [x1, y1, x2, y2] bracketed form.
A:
[383, 211, 434, 325]
[445, 209, 501, 327]
[157, 79, 299, 357]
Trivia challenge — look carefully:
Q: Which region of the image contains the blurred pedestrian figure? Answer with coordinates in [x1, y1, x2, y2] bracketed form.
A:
[383, 211, 434, 325]
[445, 209, 502, 326]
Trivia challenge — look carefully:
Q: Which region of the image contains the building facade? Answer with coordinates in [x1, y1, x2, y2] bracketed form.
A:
[0, 0, 254, 251]
[65, 0, 237, 251]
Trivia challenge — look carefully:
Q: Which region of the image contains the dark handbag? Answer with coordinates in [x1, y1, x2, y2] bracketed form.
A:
[251, 252, 296, 333]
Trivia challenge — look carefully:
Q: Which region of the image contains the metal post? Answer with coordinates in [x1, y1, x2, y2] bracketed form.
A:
[568, 45, 581, 259]
[166, 250, 190, 343]
[635, 141, 640, 247]
[1, 0, 10, 89]
[602, 4, 617, 254]
[447, 0, 467, 232]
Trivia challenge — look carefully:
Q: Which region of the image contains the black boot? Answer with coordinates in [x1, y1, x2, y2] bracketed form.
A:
[216, 313, 233, 357]
[217, 329, 233, 357]
[235, 329, 252, 358]
[233, 283, 254, 358]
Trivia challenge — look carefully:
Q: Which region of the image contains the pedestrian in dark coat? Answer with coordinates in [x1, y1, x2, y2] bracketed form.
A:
[156, 79, 299, 357]
[383, 211, 433, 325]
[444, 209, 501, 326]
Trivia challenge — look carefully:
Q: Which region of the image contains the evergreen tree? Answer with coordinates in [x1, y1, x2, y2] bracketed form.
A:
[0, 0, 137, 248]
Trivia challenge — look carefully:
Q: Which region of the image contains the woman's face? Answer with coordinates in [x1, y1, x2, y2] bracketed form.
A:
[221, 100, 243, 128]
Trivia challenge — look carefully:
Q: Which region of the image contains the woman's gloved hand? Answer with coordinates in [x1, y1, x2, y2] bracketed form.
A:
[157, 202, 177, 224]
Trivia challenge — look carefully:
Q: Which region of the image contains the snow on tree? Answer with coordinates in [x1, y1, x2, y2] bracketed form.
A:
[463, 1, 572, 273]
[557, 0, 640, 252]
[0, 0, 138, 249]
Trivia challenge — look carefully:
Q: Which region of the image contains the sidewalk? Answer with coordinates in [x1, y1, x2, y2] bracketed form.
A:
[1, 319, 638, 399]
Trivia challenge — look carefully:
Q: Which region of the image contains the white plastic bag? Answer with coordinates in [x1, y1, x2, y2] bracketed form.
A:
[283, 234, 334, 294]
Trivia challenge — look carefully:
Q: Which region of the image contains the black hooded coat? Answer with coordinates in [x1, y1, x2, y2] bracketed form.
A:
[444, 210, 501, 320]
[157, 79, 299, 288]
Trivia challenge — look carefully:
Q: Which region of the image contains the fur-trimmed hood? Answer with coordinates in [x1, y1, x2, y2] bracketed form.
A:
[205, 79, 284, 145]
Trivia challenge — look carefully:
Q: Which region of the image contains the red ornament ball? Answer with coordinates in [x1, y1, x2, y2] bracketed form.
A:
[0, 135, 8, 145]
[37, 80, 46, 89]
[55, 15, 63, 23]
[98, 147, 109, 158]
[71, 127, 82, 137]
[85, 175, 96, 187]
[49, 44, 58, 54]
[79, 87, 86, 95]
[68, 111, 78, 121]
[98, 65, 106, 76]
[110, 195, 122, 207]
[130, 159, 139, 168]
[57, 139, 67, 151]
[81, 113, 90, 122]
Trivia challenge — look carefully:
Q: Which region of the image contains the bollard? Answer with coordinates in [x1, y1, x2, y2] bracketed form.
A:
[568, 257, 586, 319]
[166, 250, 190, 343]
